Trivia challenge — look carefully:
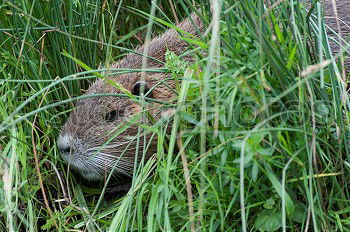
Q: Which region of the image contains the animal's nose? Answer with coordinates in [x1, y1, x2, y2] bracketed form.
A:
[57, 134, 75, 155]
[58, 145, 73, 154]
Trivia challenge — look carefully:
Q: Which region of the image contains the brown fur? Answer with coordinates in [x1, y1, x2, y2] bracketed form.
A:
[57, 12, 206, 181]
[322, 0, 350, 48]
[305, 0, 350, 69]
[322, 0, 350, 70]
[58, 1, 350, 183]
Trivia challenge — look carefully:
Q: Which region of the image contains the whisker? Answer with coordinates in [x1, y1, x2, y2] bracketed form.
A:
[86, 141, 131, 152]
[88, 153, 135, 171]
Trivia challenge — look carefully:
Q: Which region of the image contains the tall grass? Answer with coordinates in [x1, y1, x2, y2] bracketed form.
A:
[1, 0, 350, 231]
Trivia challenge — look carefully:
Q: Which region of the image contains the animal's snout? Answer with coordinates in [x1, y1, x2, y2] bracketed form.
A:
[57, 134, 76, 157]
[58, 144, 73, 154]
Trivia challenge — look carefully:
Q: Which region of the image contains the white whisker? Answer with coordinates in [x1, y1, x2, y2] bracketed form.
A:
[86, 141, 131, 152]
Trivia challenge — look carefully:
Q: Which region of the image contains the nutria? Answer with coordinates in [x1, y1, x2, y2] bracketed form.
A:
[57, 2, 350, 185]
[57, 10, 206, 182]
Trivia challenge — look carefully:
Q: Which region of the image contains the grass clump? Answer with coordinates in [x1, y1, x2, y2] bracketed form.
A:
[1, 0, 350, 231]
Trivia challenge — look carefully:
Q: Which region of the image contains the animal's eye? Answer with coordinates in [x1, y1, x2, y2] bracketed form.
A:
[105, 110, 125, 123]
[105, 110, 117, 122]
[133, 81, 152, 98]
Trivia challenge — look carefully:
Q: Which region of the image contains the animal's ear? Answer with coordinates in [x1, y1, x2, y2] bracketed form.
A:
[132, 81, 153, 98]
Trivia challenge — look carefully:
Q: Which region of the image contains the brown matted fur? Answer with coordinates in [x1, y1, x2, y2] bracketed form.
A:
[57, 1, 350, 184]
[57, 10, 206, 181]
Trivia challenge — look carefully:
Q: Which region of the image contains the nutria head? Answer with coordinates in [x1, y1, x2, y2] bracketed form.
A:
[57, 72, 175, 181]
[57, 12, 205, 182]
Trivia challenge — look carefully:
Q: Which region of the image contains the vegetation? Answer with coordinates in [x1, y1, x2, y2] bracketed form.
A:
[1, 0, 350, 231]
